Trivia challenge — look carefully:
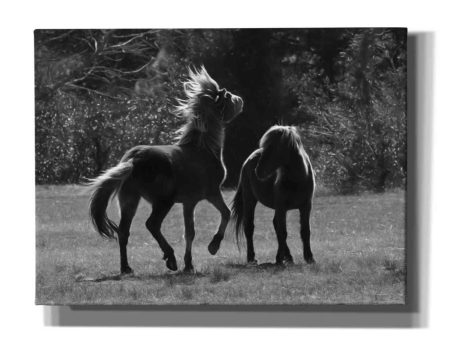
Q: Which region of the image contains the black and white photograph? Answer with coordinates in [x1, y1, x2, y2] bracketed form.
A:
[7, 0, 450, 334]
[35, 28, 407, 306]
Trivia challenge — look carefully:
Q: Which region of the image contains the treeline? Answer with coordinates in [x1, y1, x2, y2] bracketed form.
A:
[35, 28, 406, 193]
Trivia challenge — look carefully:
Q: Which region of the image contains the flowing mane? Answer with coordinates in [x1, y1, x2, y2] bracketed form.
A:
[175, 67, 224, 156]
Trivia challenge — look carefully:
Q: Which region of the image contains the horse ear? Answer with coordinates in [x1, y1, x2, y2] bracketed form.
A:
[183, 81, 191, 94]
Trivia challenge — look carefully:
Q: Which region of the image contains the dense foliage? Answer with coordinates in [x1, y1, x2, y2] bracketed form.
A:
[35, 29, 406, 193]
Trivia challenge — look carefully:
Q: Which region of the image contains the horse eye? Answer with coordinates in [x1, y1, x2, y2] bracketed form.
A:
[215, 93, 225, 105]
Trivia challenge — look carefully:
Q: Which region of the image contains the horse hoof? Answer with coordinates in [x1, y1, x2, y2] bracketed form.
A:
[207, 242, 219, 255]
[305, 257, 316, 264]
[121, 266, 134, 274]
[284, 258, 294, 266]
[208, 235, 223, 255]
[183, 266, 195, 273]
[165, 256, 178, 271]
[247, 259, 258, 266]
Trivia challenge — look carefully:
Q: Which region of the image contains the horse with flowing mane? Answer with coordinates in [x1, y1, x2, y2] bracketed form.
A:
[88, 67, 244, 273]
[232, 125, 315, 266]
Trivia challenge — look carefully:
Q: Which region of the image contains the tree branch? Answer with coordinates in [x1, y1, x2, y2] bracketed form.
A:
[64, 83, 126, 101]
[107, 30, 157, 49]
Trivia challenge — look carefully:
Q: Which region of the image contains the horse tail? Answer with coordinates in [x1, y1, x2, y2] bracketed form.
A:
[87, 160, 134, 239]
[231, 177, 245, 249]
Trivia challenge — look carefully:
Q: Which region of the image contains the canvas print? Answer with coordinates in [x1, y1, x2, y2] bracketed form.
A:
[35, 28, 406, 305]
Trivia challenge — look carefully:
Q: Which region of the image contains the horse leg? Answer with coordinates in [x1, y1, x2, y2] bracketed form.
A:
[299, 200, 315, 264]
[273, 209, 293, 265]
[117, 185, 140, 275]
[182, 202, 197, 272]
[243, 190, 258, 264]
[207, 192, 230, 255]
[145, 200, 178, 271]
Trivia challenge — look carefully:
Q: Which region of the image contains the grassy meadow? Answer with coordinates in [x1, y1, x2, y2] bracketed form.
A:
[36, 185, 405, 305]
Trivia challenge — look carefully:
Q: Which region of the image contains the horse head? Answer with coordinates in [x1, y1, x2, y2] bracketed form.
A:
[255, 126, 302, 180]
[178, 66, 243, 125]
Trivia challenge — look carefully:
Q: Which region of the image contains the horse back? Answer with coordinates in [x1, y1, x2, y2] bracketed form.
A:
[240, 149, 278, 208]
[120, 145, 177, 201]
[121, 144, 225, 203]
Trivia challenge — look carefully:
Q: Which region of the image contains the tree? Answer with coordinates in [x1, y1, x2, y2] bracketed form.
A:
[35, 29, 406, 193]
[35, 29, 185, 183]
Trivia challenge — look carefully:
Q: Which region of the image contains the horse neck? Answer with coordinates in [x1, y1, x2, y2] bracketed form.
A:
[282, 147, 310, 181]
[177, 118, 225, 159]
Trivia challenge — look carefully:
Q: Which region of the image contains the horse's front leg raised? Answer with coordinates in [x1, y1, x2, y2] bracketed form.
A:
[182, 202, 197, 272]
[207, 192, 230, 255]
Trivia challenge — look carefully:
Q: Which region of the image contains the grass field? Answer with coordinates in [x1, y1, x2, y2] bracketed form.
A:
[36, 185, 405, 305]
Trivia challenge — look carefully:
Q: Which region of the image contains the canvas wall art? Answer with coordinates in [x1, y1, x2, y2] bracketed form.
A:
[35, 28, 406, 305]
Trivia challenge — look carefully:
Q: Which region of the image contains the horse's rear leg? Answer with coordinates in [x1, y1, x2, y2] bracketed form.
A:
[118, 186, 140, 274]
[299, 200, 315, 264]
[243, 191, 257, 264]
[146, 201, 177, 271]
[182, 202, 197, 272]
[207, 192, 230, 255]
[273, 209, 293, 265]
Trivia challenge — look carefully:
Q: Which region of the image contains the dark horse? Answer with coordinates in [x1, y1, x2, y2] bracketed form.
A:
[232, 125, 315, 265]
[88, 67, 243, 273]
